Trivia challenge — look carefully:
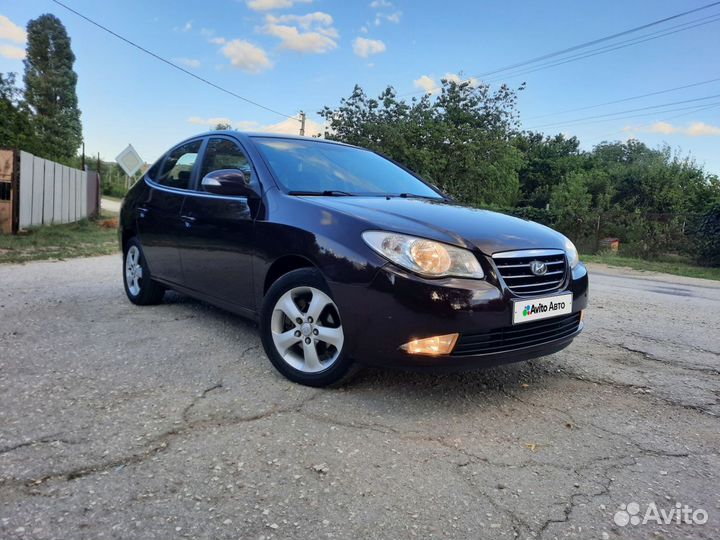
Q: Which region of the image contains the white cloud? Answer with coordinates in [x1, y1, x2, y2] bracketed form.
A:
[187, 117, 265, 130]
[221, 39, 273, 73]
[263, 12, 338, 53]
[264, 24, 337, 53]
[246, 0, 312, 11]
[353, 37, 386, 58]
[268, 12, 334, 31]
[360, 25, 368, 33]
[370, 1, 401, 26]
[0, 15, 26, 43]
[187, 116, 323, 136]
[0, 44, 25, 60]
[413, 73, 479, 95]
[443, 72, 480, 86]
[264, 117, 323, 136]
[174, 57, 201, 69]
[188, 116, 236, 127]
[687, 122, 720, 136]
[413, 74, 437, 94]
[625, 121, 720, 137]
[173, 20, 193, 32]
[210, 36, 227, 45]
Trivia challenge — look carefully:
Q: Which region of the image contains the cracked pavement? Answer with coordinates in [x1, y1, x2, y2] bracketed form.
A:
[1, 255, 719, 539]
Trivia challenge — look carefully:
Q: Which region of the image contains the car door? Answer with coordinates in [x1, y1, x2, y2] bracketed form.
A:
[178, 136, 258, 312]
[136, 139, 202, 284]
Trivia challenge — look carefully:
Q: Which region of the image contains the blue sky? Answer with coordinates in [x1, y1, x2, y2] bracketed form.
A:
[1, 0, 719, 174]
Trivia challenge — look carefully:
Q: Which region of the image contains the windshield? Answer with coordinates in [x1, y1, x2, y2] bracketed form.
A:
[252, 137, 442, 198]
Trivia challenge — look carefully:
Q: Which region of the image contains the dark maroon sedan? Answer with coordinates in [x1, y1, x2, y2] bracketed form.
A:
[120, 132, 588, 386]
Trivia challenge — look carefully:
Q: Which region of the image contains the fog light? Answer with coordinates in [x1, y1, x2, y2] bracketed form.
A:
[579, 310, 585, 322]
[401, 333, 459, 356]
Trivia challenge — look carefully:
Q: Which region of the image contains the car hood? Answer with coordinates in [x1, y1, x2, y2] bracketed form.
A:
[301, 196, 566, 255]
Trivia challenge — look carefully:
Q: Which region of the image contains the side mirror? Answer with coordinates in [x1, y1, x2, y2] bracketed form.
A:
[201, 169, 258, 197]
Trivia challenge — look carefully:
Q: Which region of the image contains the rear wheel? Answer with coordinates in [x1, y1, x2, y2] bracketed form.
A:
[123, 238, 165, 305]
[260, 268, 355, 386]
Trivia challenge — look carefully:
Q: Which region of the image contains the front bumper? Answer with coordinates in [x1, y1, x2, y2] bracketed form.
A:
[329, 262, 589, 370]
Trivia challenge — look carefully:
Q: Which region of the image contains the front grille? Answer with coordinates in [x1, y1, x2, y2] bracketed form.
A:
[452, 312, 581, 356]
[493, 250, 567, 296]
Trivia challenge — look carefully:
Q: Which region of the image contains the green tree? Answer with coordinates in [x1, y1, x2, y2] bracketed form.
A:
[23, 13, 82, 161]
[214, 122, 232, 130]
[0, 72, 41, 154]
[319, 78, 525, 206]
[514, 132, 585, 207]
[549, 171, 593, 240]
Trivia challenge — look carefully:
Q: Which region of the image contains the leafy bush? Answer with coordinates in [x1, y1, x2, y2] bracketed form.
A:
[693, 201, 720, 266]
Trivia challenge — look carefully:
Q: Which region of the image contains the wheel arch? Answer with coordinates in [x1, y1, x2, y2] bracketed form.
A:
[263, 255, 320, 295]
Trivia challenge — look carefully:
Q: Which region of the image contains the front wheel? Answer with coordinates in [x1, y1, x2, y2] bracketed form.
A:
[260, 268, 355, 387]
[123, 238, 165, 305]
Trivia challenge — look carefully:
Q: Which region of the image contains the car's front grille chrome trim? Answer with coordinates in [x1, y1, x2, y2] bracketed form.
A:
[508, 279, 564, 289]
[492, 249, 567, 296]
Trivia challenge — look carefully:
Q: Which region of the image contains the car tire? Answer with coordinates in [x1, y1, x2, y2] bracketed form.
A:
[123, 238, 165, 306]
[260, 268, 356, 387]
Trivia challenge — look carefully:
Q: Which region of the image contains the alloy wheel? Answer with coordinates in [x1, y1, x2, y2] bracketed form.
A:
[270, 286, 344, 373]
[125, 245, 143, 297]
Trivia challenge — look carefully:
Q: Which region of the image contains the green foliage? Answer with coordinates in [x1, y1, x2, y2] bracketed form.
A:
[23, 14, 82, 161]
[550, 171, 593, 239]
[0, 211, 118, 264]
[693, 200, 720, 266]
[214, 122, 232, 130]
[0, 73, 42, 155]
[514, 132, 585, 207]
[319, 79, 525, 207]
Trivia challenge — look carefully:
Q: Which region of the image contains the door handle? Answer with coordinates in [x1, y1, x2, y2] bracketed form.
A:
[181, 215, 196, 228]
[138, 206, 149, 219]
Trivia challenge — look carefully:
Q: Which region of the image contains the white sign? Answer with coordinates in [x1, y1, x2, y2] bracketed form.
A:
[116, 144, 144, 177]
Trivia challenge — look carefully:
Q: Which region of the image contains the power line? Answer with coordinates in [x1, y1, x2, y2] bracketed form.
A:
[479, 13, 720, 85]
[527, 93, 720, 129]
[526, 94, 720, 130]
[526, 77, 720, 120]
[600, 102, 720, 138]
[582, 101, 720, 127]
[475, 1, 720, 79]
[50, 0, 300, 122]
[398, 1, 720, 98]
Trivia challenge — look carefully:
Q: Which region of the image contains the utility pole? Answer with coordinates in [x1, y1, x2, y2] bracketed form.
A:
[299, 111, 306, 136]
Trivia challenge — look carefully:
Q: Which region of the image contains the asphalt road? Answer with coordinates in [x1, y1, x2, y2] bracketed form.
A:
[1, 255, 719, 540]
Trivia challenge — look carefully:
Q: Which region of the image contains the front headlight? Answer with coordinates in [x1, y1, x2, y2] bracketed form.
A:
[362, 231, 484, 279]
[564, 237, 580, 269]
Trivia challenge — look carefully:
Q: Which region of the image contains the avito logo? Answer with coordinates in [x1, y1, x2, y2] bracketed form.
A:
[523, 300, 567, 317]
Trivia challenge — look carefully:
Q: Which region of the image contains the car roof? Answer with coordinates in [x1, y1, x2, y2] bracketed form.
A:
[202, 130, 356, 148]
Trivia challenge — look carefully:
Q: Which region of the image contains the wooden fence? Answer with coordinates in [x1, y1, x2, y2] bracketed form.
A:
[0, 149, 100, 234]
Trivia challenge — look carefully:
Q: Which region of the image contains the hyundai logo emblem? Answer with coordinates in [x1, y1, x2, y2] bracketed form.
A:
[530, 260, 547, 276]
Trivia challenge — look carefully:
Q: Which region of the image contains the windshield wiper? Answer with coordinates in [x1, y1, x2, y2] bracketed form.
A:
[396, 192, 444, 201]
[288, 190, 355, 196]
